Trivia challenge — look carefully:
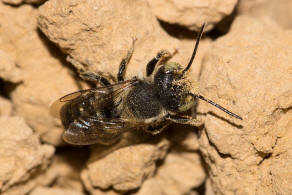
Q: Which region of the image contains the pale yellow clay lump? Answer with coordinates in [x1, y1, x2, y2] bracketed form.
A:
[198, 16, 292, 195]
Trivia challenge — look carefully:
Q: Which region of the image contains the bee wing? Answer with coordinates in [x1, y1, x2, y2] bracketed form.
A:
[62, 118, 145, 145]
[50, 79, 137, 118]
[50, 79, 143, 145]
[50, 90, 87, 119]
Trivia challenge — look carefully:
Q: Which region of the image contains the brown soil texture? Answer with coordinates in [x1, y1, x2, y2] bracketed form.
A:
[0, 0, 291, 195]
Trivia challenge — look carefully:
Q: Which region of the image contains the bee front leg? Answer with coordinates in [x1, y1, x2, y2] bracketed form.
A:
[117, 38, 137, 82]
[166, 114, 203, 127]
[146, 50, 174, 77]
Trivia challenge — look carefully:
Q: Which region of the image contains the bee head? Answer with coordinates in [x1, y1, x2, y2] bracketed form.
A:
[153, 24, 206, 113]
[154, 23, 243, 119]
[154, 61, 195, 113]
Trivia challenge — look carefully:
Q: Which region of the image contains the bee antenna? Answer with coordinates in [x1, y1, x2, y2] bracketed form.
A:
[193, 94, 243, 120]
[182, 23, 205, 74]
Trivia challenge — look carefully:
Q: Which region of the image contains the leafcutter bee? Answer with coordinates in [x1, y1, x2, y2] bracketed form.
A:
[51, 24, 242, 145]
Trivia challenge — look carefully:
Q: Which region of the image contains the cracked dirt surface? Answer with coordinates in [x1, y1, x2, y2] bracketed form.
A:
[198, 16, 292, 195]
[0, 0, 291, 194]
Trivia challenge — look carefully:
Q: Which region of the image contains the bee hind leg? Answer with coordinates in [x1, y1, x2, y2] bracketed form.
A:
[144, 122, 170, 135]
[67, 56, 115, 86]
[79, 71, 113, 86]
[166, 114, 203, 127]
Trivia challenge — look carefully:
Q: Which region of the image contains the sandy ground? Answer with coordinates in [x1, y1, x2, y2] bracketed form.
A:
[0, 0, 291, 194]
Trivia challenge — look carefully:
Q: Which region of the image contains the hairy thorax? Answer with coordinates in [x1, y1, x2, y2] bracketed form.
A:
[126, 80, 164, 119]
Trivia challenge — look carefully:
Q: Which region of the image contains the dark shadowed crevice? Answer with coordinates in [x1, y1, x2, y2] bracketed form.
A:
[54, 145, 90, 169]
[0, 78, 21, 99]
[37, 28, 86, 89]
[158, 20, 200, 39]
[37, 29, 71, 70]
[257, 152, 272, 166]
[206, 5, 238, 40]
[193, 180, 206, 195]
[157, 4, 238, 41]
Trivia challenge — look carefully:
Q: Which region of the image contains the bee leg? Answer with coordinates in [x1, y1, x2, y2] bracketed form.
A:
[117, 38, 137, 82]
[80, 71, 112, 86]
[146, 50, 176, 77]
[144, 122, 171, 135]
[166, 114, 203, 127]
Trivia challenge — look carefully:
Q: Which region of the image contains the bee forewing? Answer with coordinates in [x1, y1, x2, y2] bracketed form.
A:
[50, 91, 83, 119]
[60, 91, 83, 102]
[49, 98, 65, 119]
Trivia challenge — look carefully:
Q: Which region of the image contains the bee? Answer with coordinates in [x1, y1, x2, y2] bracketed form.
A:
[51, 24, 242, 145]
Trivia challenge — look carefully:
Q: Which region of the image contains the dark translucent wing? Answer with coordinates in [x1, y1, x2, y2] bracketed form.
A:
[63, 119, 123, 145]
[50, 90, 90, 118]
[50, 79, 141, 145]
[50, 79, 137, 118]
[62, 118, 142, 145]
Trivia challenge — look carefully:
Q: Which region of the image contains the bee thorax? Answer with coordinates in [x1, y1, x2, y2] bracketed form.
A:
[126, 80, 163, 119]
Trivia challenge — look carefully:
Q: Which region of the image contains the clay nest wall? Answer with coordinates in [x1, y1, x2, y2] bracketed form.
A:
[0, 0, 292, 195]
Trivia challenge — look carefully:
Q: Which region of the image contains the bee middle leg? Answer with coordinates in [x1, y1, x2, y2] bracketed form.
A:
[166, 114, 203, 127]
[117, 38, 137, 82]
